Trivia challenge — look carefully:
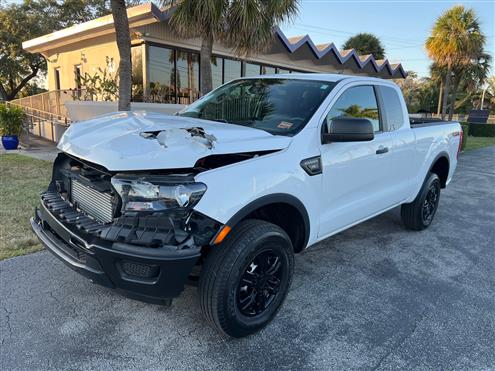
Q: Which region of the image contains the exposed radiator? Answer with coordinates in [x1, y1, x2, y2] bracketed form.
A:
[71, 180, 114, 223]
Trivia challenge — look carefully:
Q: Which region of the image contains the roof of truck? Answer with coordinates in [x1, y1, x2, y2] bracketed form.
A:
[239, 73, 398, 86]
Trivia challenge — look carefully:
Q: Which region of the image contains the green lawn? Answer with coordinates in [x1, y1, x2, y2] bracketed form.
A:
[464, 136, 495, 152]
[0, 154, 52, 260]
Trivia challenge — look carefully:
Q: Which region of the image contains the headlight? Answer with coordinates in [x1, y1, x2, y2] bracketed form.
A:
[111, 176, 207, 212]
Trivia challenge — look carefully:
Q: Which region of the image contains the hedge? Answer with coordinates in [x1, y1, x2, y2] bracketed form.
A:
[467, 123, 495, 137]
[460, 123, 469, 150]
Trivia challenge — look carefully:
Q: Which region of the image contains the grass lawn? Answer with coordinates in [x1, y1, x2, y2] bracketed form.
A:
[0, 154, 52, 260]
[464, 136, 495, 152]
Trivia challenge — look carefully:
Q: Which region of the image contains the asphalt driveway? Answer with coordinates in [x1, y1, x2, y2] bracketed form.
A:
[1, 146, 494, 370]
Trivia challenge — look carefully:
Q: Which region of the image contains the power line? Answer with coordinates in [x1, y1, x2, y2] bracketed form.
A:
[387, 44, 426, 51]
[291, 23, 495, 49]
[293, 23, 423, 46]
[302, 0, 495, 3]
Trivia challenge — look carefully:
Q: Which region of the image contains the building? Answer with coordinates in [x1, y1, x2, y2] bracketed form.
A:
[23, 3, 406, 106]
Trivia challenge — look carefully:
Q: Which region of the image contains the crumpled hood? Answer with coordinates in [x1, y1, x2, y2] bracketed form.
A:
[58, 111, 291, 171]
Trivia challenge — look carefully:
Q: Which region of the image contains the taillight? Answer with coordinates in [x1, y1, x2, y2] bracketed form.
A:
[457, 128, 463, 159]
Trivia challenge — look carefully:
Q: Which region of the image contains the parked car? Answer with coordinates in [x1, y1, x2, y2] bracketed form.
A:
[31, 74, 462, 337]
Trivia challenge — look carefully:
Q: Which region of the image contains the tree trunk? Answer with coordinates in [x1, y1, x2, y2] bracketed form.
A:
[0, 84, 8, 101]
[441, 66, 451, 120]
[111, 0, 132, 111]
[3, 65, 40, 100]
[436, 81, 443, 115]
[200, 33, 214, 96]
[448, 78, 459, 121]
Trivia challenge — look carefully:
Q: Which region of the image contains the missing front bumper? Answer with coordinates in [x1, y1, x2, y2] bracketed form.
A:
[31, 202, 202, 304]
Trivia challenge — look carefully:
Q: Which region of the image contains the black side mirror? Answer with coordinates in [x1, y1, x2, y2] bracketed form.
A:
[322, 117, 374, 143]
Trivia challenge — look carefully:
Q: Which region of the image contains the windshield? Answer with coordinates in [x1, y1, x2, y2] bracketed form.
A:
[179, 78, 337, 136]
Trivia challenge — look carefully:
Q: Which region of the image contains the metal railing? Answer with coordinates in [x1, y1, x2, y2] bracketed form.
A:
[6, 95, 73, 147]
[9, 89, 85, 118]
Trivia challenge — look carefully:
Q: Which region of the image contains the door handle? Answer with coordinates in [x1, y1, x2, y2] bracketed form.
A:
[376, 146, 389, 155]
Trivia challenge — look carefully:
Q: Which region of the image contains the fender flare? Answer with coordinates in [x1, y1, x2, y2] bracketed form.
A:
[410, 151, 450, 201]
[429, 151, 450, 172]
[428, 151, 450, 187]
[224, 193, 311, 251]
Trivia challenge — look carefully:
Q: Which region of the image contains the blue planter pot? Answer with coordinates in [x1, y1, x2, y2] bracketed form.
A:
[1, 135, 19, 150]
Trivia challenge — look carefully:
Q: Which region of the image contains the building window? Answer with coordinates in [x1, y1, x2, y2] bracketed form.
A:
[131, 46, 144, 102]
[261, 65, 276, 75]
[244, 62, 261, 77]
[54, 68, 61, 90]
[211, 56, 223, 90]
[73, 65, 82, 99]
[74, 65, 82, 90]
[223, 59, 242, 84]
[148, 45, 176, 103]
[176, 50, 200, 104]
[146, 44, 200, 104]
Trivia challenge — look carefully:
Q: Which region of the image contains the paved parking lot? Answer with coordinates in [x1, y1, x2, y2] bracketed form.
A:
[1, 146, 494, 370]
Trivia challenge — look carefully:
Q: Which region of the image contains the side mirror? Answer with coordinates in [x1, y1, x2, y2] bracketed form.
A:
[322, 117, 374, 143]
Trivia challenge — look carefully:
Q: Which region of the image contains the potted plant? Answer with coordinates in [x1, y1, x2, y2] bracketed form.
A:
[0, 104, 24, 150]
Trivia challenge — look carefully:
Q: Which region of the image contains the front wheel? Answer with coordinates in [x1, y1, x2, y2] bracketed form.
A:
[199, 219, 294, 338]
[401, 172, 441, 230]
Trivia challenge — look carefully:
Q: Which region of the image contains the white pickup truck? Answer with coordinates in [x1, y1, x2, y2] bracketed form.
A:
[31, 74, 462, 337]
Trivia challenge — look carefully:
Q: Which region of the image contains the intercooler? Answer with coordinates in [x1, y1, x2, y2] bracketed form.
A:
[70, 180, 114, 224]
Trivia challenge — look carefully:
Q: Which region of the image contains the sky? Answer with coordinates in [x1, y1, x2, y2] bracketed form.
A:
[4, 0, 494, 78]
[281, 0, 495, 77]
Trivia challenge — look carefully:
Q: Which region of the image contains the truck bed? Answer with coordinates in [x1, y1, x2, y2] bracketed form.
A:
[409, 118, 452, 128]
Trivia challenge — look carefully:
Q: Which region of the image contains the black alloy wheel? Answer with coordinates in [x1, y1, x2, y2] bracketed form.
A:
[236, 249, 284, 317]
[401, 172, 442, 230]
[199, 219, 294, 338]
[421, 182, 440, 225]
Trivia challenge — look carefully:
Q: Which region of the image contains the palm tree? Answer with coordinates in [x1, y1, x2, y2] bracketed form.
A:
[342, 33, 385, 60]
[425, 5, 485, 120]
[430, 63, 446, 115]
[168, 0, 299, 96]
[110, 0, 132, 111]
[485, 76, 495, 110]
[449, 52, 491, 119]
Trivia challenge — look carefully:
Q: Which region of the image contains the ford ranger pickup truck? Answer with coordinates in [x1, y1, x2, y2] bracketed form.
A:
[31, 74, 462, 337]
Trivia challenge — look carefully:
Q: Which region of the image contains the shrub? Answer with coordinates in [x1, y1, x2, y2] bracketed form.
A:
[0, 105, 25, 136]
[77, 62, 119, 102]
[468, 123, 495, 137]
[460, 123, 469, 150]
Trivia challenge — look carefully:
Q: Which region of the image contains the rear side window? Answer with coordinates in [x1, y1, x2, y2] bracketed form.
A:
[379, 86, 405, 131]
[326, 86, 381, 132]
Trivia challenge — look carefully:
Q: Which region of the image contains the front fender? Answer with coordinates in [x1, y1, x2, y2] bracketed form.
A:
[193, 150, 321, 246]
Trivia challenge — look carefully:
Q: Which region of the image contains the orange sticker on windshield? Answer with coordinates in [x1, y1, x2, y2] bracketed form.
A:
[277, 121, 293, 129]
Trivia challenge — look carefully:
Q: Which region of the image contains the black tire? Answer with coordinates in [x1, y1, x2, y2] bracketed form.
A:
[401, 172, 441, 230]
[199, 219, 294, 338]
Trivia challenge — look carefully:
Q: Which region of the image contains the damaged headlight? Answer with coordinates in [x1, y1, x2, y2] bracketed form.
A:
[111, 176, 207, 212]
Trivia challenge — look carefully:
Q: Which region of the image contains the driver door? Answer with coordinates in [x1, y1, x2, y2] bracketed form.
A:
[318, 85, 396, 238]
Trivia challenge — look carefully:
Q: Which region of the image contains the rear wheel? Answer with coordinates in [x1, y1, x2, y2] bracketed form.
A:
[401, 172, 441, 230]
[199, 219, 294, 338]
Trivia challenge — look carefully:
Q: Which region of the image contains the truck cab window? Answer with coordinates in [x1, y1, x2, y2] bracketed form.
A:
[379, 86, 406, 131]
[326, 86, 380, 132]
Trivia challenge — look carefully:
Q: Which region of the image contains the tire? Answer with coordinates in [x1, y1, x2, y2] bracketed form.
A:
[401, 172, 441, 231]
[199, 219, 294, 338]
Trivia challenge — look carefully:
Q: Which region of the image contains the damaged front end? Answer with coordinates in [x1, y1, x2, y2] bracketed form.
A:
[31, 152, 221, 304]
[49, 152, 221, 248]
[140, 126, 217, 149]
